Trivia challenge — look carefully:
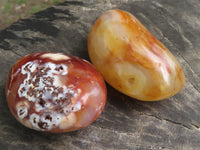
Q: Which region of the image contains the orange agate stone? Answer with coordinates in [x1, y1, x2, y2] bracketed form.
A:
[88, 10, 185, 101]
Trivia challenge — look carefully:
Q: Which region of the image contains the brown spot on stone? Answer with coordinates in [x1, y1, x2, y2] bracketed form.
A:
[19, 109, 25, 116]
[38, 121, 48, 129]
[55, 65, 64, 71]
[27, 86, 34, 96]
[33, 118, 36, 123]
[71, 107, 74, 111]
[59, 66, 63, 70]
[39, 98, 45, 107]
[57, 87, 63, 93]
[59, 109, 64, 114]
[20, 87, 26, 94]
[45, 115, 52, 121]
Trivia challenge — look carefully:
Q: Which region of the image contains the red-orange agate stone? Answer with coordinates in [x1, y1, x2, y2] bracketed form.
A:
[6, 52, 107, 132]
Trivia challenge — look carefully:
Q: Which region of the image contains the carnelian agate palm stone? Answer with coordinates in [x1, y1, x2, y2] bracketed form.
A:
[88, 10, 185, 101]
[6, 52, 107, 132]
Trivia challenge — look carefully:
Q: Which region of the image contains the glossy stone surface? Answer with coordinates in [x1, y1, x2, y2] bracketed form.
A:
[6, 52, 107, 132]
[88, 9, 185, 101]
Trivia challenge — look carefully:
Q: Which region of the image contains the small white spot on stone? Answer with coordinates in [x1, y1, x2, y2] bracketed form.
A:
[16, 101, 30, 111]
[29, 112, 63, 131]
[17, 106, 28, 119]
[77, 89, 81, 94]
[82, 59, 90, 63]
[7, 90, 11, 96]
[29, 113, 41, 130]
[21, 61, 37, 75]
[73, 101, 82, 111]
[61, 71, 68, 75]
[95, 102, 104, 112]
[41, 53, 70, 61]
